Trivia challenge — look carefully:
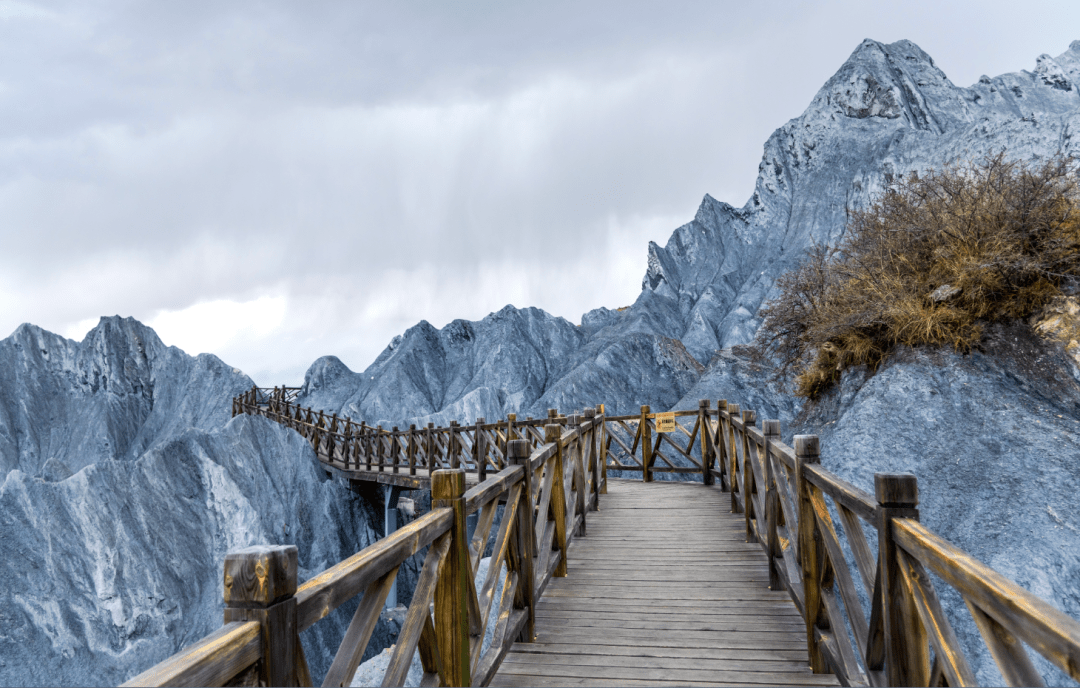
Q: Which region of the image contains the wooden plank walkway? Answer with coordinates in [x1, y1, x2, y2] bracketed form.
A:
[490, 479, 840, 687]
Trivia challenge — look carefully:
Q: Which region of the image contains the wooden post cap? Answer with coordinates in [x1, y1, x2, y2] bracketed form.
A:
[544, 424, 562, 443]
[699, 399, 710, 408]
[566, 414, 581, 426]
[223, 545, 298, 608]
[507, 440, 530, 462]
[728, 403, 740, 415]
[762, 419, 781, 436]
[875, 473, 919, 507]
[507, 413, 516, 421]
[742, 410, 757, 425]
[717, 399, 727, 410]
[548, 409, 558, 418]
[432, 468, 466, 501]
[793, 435, 820, 460]
[640, 405, 651, 414]
[583, 408, 595, 418]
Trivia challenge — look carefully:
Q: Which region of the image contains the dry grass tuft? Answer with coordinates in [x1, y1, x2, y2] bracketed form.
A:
[755, 153, 1080, 399]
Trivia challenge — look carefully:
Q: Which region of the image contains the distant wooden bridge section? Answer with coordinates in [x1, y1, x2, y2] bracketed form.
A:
[124, 387, 1080, 688]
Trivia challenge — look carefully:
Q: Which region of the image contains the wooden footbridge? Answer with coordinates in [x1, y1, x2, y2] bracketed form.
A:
[125, 387, 1080, 687]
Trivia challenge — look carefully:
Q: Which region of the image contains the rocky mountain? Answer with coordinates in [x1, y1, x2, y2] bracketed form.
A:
[292, 38, 1080, 684]
[792, 319, 1080, 685]
[0, 318, 391, 686]
[0, 316, 251, 479]
[298, 39, 1080, 428]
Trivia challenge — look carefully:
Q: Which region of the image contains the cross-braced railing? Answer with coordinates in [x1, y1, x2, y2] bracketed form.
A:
[126, 391, 1080, 687]
[124, 410, 604, 688]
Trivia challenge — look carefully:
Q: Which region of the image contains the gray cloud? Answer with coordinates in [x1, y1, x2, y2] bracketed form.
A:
[3, 0, 1078, 382]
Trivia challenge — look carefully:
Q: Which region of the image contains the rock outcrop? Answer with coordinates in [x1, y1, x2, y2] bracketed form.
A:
[0, 319, 388, 686]
[792, 322, 1080, 685]
[298, 39, 1080, 429]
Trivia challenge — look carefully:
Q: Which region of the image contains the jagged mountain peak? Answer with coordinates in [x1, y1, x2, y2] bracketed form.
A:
[0, 317, 253, 478]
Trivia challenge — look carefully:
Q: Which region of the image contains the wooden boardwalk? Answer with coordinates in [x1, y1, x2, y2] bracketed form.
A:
[490, 479, 840, 687]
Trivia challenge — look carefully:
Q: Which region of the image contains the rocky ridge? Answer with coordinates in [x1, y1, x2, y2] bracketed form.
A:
[0, 318, 392, 686]
[298, 39, 1080, 428]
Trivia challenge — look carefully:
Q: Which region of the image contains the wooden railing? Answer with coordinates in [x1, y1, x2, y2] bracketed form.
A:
[702, 401, 1080, 688]
[124, 406, 605, 687]
[126, 389, 1080, 686]
[232, 387, 607, 491]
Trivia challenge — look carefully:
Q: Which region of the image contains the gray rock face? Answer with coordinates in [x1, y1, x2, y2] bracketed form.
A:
[300, 306, 703, 423]
[0, 319, 391, 687]
[0, 316, 253, 479]
[636, 39, 1080, 364]
[289, 38, 1080, 682]
[299, 39, 1080, 429]
[792, 323, 1080, 685]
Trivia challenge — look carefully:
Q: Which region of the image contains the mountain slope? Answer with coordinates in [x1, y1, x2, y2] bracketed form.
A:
[298, 39, 1080, 428]
[0, 320, 387, 686]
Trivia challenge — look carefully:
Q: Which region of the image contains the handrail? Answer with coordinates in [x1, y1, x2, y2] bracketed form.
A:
[122, 622, 261, 687]
[127, 401, 606, 687]
[129, 388, 1080, 687]
[696, 398, 1080, 687]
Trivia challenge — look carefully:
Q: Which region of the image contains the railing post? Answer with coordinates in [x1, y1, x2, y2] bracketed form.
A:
[597, 405, 608, 495]
[344, 422, 353, 470]
[507, 440, 536, 641]
[727, 403, 740, 512]
[376, 424, 384, 472]
[391, 427, 400, 474]
[507, 413, 516, 442]
[742, 409, 758, 543]
[640, 405, 653, 483]
[795, 435, 826, 673]
[449, 421, 459, 469]
[408, 424, 417, 476]
[362, 422, 371, 471]
[223, 545, 306, 687]
[875, 473, 928, 687]
[426, 423, 435, 469]
[431, 469, 471, 687]
[583, 408, 599, 507]
[762, 420, 782, 591]
[567, 415, 587, 536]
[475, 417, 486, 482]
[545, 424, 569, 577]
[714, 400, 727, 489]
[699, 399, 713, 485]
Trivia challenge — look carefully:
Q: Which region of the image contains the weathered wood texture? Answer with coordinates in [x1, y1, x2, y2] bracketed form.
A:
[489, 479, 839, 688]
[129, 387, 1080, 688]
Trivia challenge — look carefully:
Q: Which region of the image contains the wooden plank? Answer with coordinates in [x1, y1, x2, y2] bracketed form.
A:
[295, 508, 452, 632]
[491, 675, 832, 688]
[492, 659, 839, 685]
[895, 548, 976, 687]
[322, 568, 398, 687]
[120, 622, 261, 688]
[501, 651, 814, 674]
[894, 517, 1080, 682]
[506, 642, 808, 662]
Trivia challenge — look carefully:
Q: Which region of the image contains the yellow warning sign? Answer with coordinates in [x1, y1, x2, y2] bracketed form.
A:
[655, 412, 677, 433]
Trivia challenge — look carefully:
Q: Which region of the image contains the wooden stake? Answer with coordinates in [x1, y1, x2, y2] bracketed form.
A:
[432, 469, 470, 687]
[640, 405, 653, 483]
[876, 473, 928, 687]
[795, 435, 826, 673]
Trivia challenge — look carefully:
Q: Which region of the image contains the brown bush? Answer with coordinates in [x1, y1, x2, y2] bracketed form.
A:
[755, 153, 1080, 398]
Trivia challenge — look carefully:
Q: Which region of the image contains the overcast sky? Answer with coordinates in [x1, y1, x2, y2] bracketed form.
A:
[2, 1, 1078, 383]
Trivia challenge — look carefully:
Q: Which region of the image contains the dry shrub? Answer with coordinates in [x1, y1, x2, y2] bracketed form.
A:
[756, 153, 1080, 398]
